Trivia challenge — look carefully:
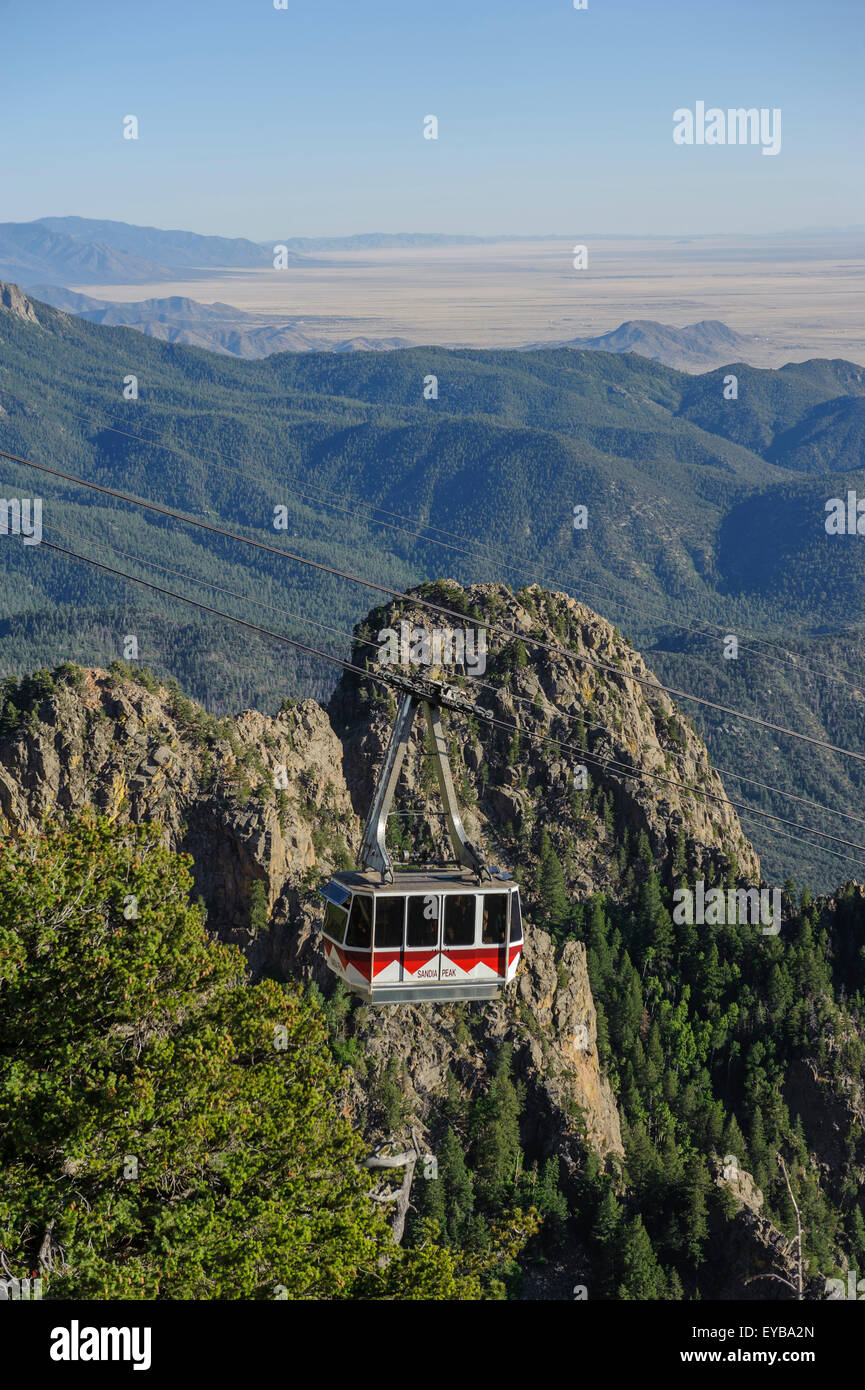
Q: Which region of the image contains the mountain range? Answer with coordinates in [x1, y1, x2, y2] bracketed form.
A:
[0, 218, 502, 287]
[0, 217, 311, 285]
[26, 286, 414, 356]
[26, 281, 762, 367]
[524, 318, 762, 370]
[0, 218, 784, 370]
[1, 281, 864, 891]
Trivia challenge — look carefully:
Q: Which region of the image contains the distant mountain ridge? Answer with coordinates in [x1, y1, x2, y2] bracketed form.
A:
[0, 222, 176, 286]
[0, 218, 498, 285]
[23, 282, 761, 367]
[0, 218, 312, 285]
[33, 217, 279, 269]
[523, 318, 761, 369]
[25, 284, 415, 356]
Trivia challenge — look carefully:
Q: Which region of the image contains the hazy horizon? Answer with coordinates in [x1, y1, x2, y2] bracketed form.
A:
[7, 217, 865, 243]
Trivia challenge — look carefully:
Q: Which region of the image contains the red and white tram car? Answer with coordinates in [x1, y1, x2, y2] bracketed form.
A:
[320, 868, 523, 1004]
[318, 676, 525, 1006]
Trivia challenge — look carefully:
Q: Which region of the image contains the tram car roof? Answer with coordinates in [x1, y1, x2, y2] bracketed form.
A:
[320, 868, 516, 901]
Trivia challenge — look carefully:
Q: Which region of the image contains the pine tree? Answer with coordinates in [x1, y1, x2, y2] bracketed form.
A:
[588, 896, 613, 983]
[591, 1186, 623, 1297]
[672, 826, 688, 880]
[439, 1127, 475, 1242]
[471, 1045, 523, 1210]
[849, 1204, 865, 1268]
[750, 1106, 769, 1169]
[0, 813, 491, 1299]
[536, 1157, 568, 1247]
[721, 1114, 748, 1173]
[626, 1121, 659, 1199]
[248, 878, 269, 933]
[616, 1216, 663, 1299]
[536, 830, 569, 930]
[646, 1021, 665, 1090]
[680, 1156, 711, 1271]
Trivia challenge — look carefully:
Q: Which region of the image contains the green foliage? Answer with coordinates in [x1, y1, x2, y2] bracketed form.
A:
[374, 1058, 412, 1130]
[0, 814, 486, 1300]
[471, 1045, 524, 1209]
[535, 829, 570, 936]
[248, 879, 269, 933]
[617, 1216, 665, 1300]
[568, 865, 865, 1299]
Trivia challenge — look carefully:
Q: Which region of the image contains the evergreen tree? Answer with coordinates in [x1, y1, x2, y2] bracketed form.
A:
[0, 814, 497, 1300]
[535, 1157, 568, 1247]
[471, 1045, 523, 1210]
[849, 1204, 865, 1269]
[536, 830, 569, 930]
[591, 1186, 623, 1297]
[721, 1114, 748, 1173]
[680, 1156, 711, 1272]
[439, 1127, 475, 1243]
[616, 1216, 663, 1299]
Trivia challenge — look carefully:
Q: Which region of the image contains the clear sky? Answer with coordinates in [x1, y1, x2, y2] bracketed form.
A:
[1, 0, 862, 238]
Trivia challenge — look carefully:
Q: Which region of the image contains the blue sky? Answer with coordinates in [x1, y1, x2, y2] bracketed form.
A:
[1, 0, 862, 237]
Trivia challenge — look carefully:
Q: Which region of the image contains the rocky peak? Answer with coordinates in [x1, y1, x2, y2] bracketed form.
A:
[0, 281, 40, 325]
[330, 579, 760, 903]
[0, 665, 355, 957]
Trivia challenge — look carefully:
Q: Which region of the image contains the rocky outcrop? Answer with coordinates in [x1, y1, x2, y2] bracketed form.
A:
[0, 281, 40, 325]
[706, 1161, 825, 1300]
[330, 580, 760, 900]
[0, 669, 356, 958]
[514, 932, 623, 1160]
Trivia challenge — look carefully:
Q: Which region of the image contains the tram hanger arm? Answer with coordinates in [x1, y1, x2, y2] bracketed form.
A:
[358, 688, 492, 883]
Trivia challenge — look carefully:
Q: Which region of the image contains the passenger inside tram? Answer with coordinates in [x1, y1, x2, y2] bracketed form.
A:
[482, 895, 508, 944]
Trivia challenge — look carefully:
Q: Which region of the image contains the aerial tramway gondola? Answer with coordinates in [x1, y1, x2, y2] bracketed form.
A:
[318, 674, 523, 1003]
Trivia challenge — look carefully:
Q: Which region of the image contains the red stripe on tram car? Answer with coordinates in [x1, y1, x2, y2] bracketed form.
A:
[335, 945, 373, 981]
[402, 950, 438, 977]
[442, 947, 506, 976]
[371, 948, 401, 979]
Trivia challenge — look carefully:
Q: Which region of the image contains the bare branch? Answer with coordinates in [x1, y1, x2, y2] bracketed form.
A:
[777, 1154, 804, 1300]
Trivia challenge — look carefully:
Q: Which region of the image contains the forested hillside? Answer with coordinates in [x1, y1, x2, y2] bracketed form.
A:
[2, 285, 865, 889]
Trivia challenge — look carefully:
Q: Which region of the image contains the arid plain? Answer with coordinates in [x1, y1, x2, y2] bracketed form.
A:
[74, 231, 865, 368]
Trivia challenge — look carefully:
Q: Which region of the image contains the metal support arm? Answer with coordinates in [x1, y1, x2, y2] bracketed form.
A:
[423, 703, 491, 881]
[358, 693, 490, 882]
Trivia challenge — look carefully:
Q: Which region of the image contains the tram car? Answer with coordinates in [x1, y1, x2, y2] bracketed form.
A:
[320, 868, 523, 1003]
[318, 678, 524, 1005]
